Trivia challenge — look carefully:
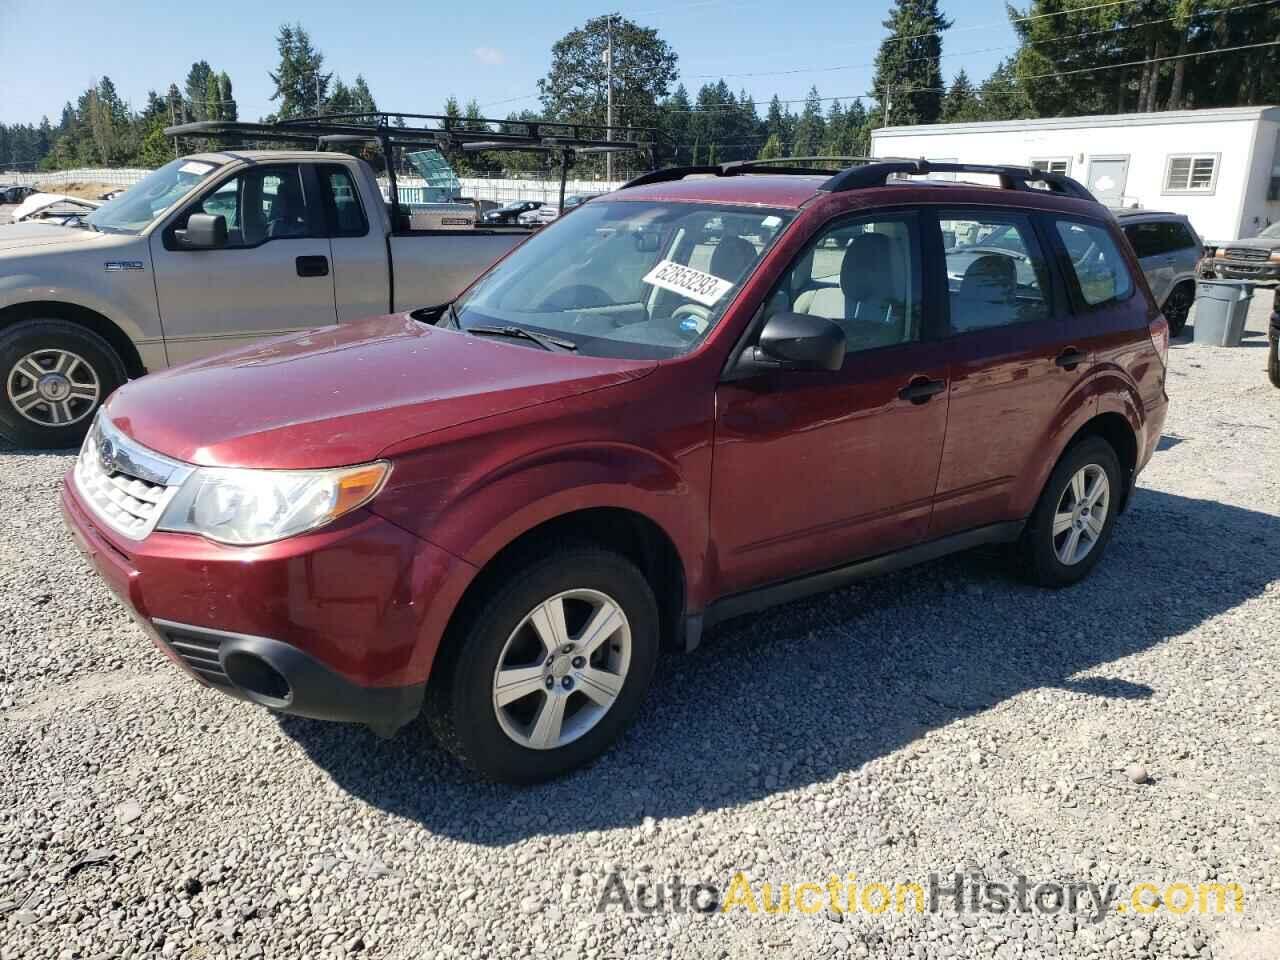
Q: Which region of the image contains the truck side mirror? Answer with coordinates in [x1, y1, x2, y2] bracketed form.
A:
[178, 213, 227, 249]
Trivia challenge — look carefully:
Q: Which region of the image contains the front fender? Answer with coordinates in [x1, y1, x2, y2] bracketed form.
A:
[375, 439, 708, 600]
[0, 246, 164, 359]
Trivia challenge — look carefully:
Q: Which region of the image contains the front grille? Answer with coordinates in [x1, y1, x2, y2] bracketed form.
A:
[73, 416, 192, 541]
[155, 623, 235, 690]
[1225, 247, 1271, 262]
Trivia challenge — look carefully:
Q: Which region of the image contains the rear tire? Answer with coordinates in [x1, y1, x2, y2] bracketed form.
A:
[0, 319, 126, 449]
[1163, 283, 1193, 337]
[1018, 437, 1123, 588]
[425, 545, 660, 783]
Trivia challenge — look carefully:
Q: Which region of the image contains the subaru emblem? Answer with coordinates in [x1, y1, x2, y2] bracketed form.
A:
[98, 436, 115, 473]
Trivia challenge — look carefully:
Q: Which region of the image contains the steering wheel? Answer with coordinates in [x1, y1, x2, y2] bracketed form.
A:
[670, 304, 711, 339]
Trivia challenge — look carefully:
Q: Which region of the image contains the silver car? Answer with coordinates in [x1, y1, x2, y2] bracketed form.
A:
[1116, 211, 1202, 336]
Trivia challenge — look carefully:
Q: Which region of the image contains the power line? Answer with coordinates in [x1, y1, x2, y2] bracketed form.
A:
[684, 0, 1280, 80]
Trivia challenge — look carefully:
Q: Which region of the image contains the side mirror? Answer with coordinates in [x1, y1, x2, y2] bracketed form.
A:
[178, 213, 227, 249]
[729, 312, 846, 379]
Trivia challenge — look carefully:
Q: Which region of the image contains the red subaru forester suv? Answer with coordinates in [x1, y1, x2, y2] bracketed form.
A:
[62, 160, 1169, 783]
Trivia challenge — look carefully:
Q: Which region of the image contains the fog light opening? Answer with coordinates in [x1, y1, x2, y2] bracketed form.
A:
[223, 651, 291, 706]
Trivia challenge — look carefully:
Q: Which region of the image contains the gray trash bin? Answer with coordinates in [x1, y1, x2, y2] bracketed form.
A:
[1194, 280, 1254, 346]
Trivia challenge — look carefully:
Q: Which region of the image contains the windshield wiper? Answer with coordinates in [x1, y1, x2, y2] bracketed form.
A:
[468, 324, 578, 352]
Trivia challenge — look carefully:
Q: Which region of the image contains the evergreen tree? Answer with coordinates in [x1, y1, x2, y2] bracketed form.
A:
[976, 58, 1034, 121]
[757, 133, 785, 160]
[790, 87, 825, 157]
[185, 61, 214, 120]
[942, 69, 980, 122]
[218, 73, 238, 121]
[269, 23, 331, 120]
[872, 0, 951, 125]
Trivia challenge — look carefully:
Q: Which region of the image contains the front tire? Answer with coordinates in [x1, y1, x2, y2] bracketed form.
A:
[0, 319, 126, 448]
[426, 545, 659, 783]
[1019, 437, 1123, 588]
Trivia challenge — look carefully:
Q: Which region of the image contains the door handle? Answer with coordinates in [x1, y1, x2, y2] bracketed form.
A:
[898, 377, 947, 404]
[1055, 347, 1088, 370]
[296, 255, 329, 278]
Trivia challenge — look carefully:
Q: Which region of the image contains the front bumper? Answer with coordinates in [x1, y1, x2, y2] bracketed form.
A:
[1204, 258, 1280, 281]
[60, 478, 475, 732]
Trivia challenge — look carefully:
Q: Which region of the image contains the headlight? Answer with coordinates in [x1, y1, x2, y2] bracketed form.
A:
[157, 461, 390, 545]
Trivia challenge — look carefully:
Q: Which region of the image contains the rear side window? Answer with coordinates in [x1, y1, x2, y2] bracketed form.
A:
[939, 212, 1052, 332]
[321, 166, 369, 237]
[1055, 220, 1134, 307]
[1125, 221, 1197, 258]
[1164, 221, 1196, 250]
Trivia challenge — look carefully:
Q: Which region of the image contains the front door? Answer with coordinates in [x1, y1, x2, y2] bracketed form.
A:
[150, 163, 337, 364]
[1085, 157, 1130, 207]
[710, 210, 950, 597]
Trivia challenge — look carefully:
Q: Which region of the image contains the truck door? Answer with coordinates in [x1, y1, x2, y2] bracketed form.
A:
[150, 163, 338, 364]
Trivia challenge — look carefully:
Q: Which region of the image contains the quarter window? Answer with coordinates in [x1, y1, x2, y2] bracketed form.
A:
[1055, 220, 1134, 306]
[321, 166, 369, 237]
[1164, 154, 1218, 193]
[768, 214, 922, 355]
[939, 213, 1052, 332]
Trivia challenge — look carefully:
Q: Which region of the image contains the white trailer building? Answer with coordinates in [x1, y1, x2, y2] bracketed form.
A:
[870, 106, 1280, 242]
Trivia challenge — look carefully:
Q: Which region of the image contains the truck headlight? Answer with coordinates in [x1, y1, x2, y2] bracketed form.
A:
[157, 462, 390, 545]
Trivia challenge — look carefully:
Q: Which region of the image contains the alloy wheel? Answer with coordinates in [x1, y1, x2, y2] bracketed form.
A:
[491, 588, 631, 750]
[6, 348, 100, 427]
[1052, 464, 1110, 565]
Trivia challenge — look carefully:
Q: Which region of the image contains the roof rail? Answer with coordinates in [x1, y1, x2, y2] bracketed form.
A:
[620, 157, 1094, 201]
[821, 160, 1095, 200]
[620, 157, 874, 190]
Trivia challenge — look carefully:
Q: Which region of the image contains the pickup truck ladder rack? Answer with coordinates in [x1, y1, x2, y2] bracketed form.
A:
[166, 114, 659, 223]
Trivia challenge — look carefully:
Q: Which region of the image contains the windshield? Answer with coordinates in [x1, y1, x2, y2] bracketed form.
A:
[1259, 222, 1280, 239]
[453, 200, 793, 359]
[87, 157, 223, 234]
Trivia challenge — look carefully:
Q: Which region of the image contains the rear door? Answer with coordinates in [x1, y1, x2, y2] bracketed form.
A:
[710, 208, 951, 595]
[317, 163, 391, 323]
[929, 207, 1083, 537]
[151, 162, 337, 363]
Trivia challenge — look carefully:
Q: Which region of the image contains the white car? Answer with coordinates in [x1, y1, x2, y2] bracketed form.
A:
[518, 205, 559, 227]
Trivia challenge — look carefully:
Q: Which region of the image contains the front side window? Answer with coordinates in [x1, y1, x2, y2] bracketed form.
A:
[765, 213, 921, 354]
[940, 212, 1051, 332]
[184, 165, 312, 248]
[1164, 154, 1218, 193]
[453, 201, 793, 359]
[1055, 220, 1134, 306]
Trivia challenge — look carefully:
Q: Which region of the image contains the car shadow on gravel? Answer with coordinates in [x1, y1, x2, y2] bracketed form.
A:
[279, 488, 1279, 845]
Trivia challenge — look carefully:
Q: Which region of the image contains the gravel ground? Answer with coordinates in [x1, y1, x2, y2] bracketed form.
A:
[1, 299, 1277, 960]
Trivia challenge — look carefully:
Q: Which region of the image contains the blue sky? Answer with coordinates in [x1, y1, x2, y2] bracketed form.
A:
[0, 0, 1020, 126]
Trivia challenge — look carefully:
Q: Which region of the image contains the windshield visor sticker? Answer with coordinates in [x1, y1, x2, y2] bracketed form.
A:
[178, 161, 215, 176]
[642, 260, 736, 308]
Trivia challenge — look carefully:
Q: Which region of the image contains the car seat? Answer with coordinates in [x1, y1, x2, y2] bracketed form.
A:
[953, 255, 1017, 331]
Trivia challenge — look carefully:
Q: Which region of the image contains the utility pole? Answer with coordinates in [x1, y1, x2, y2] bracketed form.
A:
[169, 92, 179, 159]
[605, 13, 614, 182]
[316, 71, 322, 116]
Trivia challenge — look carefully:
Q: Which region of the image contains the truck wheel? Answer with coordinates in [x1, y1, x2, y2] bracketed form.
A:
[0, 319, 126, 449]
[1018, 437, 1122, 588]
[426, 545, 659, 783]
[1163, 283, 1193, 337]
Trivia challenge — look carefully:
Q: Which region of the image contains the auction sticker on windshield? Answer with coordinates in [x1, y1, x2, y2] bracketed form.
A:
[179, 161, 215, 176]
[643, 260, 735, 307]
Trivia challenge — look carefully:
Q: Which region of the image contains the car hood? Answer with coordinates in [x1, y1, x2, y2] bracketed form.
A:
[0, 221, 114, 254]
[1221, 237, 1280, 252]
[103, 314, 657, 469]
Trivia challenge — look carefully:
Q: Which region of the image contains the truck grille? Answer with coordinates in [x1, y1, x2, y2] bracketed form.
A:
[73, 416, 193, 541]
[1224, 247, 1270, 263]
